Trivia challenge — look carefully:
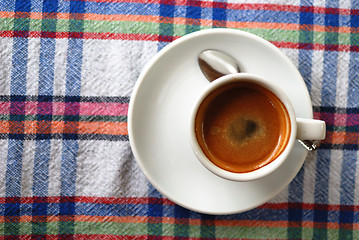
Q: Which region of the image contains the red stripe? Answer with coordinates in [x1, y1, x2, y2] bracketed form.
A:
[0, 30, 178, 42]
[0, 30, 355, 53]
[260, 202, 359, 212]
[1, 196, 359, 212]
[0, 196, 175, 205]
[272, 41, 352, 52]
[74, 235, 149, 240]
[64, 0, 354, 15]
[0, 235, 224, 240]
[0, 235, 302, 240]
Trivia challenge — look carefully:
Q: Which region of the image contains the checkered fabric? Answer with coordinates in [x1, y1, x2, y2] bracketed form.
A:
[0, 0, 358, 239]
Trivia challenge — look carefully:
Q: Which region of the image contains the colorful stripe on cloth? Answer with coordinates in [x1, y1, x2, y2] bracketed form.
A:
[2, 99, 357, 150]
[0, 96, 129, 141]
[0, 2, 358, 51]
[0, 196, 358, 238]
[315, 107, 359, 151]
[1, 0, 359, 239]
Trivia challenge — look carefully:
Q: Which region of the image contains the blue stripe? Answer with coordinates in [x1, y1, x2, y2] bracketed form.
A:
[75, 203, 148, 217]
[227, 10, 300, 24]
[185, 4, 201, 33]
[174, 205, 191, 237]
[321, 0, 339, 106]
[33, 140, 51, 196]
[65, 39, 83, 96]
[2, 201, 359, 223]
[288, 166, 305, 203]
[158, 0, 175, 50]
[0, 201, 284, 219]
[85, 2, 159, 16]
[314, 150, 331, 203]
[212, 2, 226, 24]
[61, 0, 84, 193]
[313, 149, 331, 238]
[59, 2, 84, 236]
[298, 4, 314, 92]
[0, 0, 15, 11]
[4, 141, 23, 236]
[340, 16, 357, 231]
[200, 214, 216, 238]
[30, 0, 44, 13]
[57, 0, 70, 14]
[338, 150, 356, 238]
[286, 5, 312, 237]
[148, 182, 163, 199]
[10, 0, 30, 94]
[339, 150, 356, 205]
[10, 38, 28, 96]
[61, 39, 83, 198]
[287, 166, 305, 238]
[347, 52, 359, 108]
[0, 1, 354, 28]
[74, 203, 297, 220]
[32, 1, 58, 200]
[229, 207, 289, 221]
[72, 2, 355, 27]
[5, 4, 31, 235]
[321, 52, 338, 106]
[14, 0, 31, 12]
[61, 0, 85, 194]
[348, 1, 359, 107]
[186, 5, 201, 19]
[60, 140, 79, 196]
[312, 0, 338, 233]
[350, 0, 359, 29]
[5, 140, 24, 197]
[147, 183, 163, 235]
[38, 38, 56, 95]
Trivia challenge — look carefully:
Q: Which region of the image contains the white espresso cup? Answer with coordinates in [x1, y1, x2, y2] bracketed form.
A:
[189, 73, 326, 182]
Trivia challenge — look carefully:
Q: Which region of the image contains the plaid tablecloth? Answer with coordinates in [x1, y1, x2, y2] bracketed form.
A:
[0, 0, 358, 239]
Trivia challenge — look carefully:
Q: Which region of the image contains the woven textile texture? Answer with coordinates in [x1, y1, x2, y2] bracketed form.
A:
[0, 0, 359, 239]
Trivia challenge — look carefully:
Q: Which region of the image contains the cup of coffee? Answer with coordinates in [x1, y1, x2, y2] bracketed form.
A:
[189, 73, 326, 181]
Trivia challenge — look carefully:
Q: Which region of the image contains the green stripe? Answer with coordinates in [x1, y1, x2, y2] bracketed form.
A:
[0, 17, 356, 46]
[0, 17, 13, 30]
[74, 222, 200, 237]
[174, 222, 190, 237]
[325, 31, 339, 46]
[79, 115, 127, 122]
[200, 215, 216, 238]
[56, 19, 69, 32]
[216, 225, 287, 239]
[243, 28, 300, 43]
[13, 17, 30, 31]
[0, 222, 357, 238]
[76, 222, 147, 235]
[3, 222, 20, 236]
[42, 18, 57, 33]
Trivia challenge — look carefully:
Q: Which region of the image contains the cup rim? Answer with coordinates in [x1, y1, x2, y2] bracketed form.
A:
[189, 73, 297, 181]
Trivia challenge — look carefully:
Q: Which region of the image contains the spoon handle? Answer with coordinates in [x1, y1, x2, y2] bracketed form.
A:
[298, 140, 321, 151]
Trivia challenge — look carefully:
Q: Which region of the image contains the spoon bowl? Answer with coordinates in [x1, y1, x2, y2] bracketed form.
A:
[198, 50, 240, 82]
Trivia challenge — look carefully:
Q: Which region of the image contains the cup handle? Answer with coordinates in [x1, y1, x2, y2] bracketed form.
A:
[296, 118, 326, 140]
[296, 118, 326, 151]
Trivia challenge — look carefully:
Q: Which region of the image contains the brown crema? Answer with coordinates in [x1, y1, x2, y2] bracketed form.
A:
[195, 82, 291, 173]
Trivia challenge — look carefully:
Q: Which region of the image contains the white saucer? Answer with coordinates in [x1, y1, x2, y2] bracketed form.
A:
[128, 29, 313, 215]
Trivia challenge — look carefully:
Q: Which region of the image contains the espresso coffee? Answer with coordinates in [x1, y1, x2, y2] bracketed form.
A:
[195, 82, 291, 173]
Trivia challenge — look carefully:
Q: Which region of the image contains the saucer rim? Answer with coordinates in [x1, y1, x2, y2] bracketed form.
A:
[128, 28, 311, 215]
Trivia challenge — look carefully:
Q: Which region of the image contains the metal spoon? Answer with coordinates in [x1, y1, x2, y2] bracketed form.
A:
[198, 49, 320, 151]
[198, 50, 240, 82]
